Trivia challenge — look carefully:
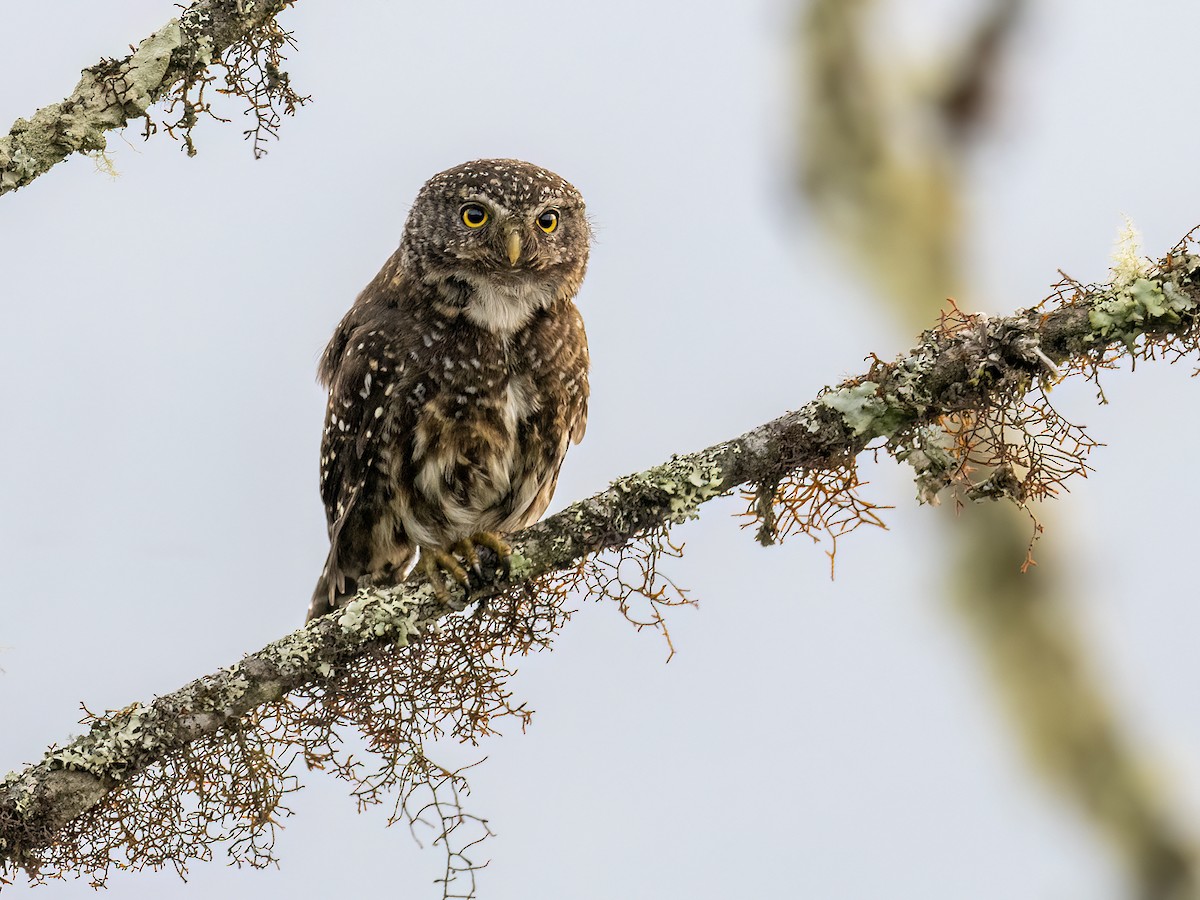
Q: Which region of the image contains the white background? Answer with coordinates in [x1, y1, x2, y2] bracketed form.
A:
[3, 2, 1200, 897]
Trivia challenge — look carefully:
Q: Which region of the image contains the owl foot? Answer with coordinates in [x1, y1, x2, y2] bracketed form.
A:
[417, 549, 471, 601]
[452, 532, 513, 578]
[417, 534, 513, 601]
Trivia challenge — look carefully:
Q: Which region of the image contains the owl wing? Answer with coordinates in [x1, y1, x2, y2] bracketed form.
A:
[567, 307, 590, 447]
[569, 381, 588, 445]
[563, 303, 589, 446]
[310, 315, 415, 619]
[521, 391, 586, 528]
[508, 307, 590, 530]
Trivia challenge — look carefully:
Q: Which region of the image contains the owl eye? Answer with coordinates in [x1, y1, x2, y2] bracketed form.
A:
[461, 204, 489, 228]
[536, 209, 560, 234]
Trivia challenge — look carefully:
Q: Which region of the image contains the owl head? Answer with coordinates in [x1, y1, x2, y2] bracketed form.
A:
[399, 159, 590, 285]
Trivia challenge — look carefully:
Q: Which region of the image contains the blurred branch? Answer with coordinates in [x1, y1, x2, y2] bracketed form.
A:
[0, 0, 304, 197]
[800, 0, 963, 314]
[956, 511, 1197, 897]
[797, 1, 1196, 896]
[4, 235, 1200, 887]
[937, 0, 1024, 138]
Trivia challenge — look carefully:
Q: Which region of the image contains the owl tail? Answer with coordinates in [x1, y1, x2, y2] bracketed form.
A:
[307, 556, 357, 622]
[307, 575, 334, 622]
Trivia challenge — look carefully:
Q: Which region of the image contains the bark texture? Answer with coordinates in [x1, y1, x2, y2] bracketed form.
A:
[0, 0, 295, 196]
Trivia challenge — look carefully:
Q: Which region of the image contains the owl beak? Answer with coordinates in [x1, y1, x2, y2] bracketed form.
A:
[505, 230, 522, 266]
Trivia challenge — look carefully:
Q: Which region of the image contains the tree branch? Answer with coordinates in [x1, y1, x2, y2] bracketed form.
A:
[3, 234, 1199, 884]
[0, 0, 299, 196]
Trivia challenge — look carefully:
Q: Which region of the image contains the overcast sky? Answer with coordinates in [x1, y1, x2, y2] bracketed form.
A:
[4, 2, 1200, 898]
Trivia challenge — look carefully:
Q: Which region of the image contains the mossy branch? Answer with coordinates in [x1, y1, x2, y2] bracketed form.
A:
[3, 233, 1200, 889]
[0, 0, 303, 196]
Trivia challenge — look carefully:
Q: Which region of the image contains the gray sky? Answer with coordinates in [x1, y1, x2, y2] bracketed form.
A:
[3, 1, 1200, 897]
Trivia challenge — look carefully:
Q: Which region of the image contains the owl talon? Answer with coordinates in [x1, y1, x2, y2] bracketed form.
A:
[467, 532, 512, 574]
[418, 549, 470, 601]
[452, 538, 484, 578]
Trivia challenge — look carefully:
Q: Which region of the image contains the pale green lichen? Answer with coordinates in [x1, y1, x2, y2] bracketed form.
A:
[820, 381, 914, 440]
[894, 425, 957, 504]
[178, 8, 216, 67]
[180, 7, 213, 34]
[0, 141, 34, 190]
[506, 552, 533, 581]
[113, 22, 182, 115]
[1, 21, 182, 194]
[0, 128, 47, 193]
[54, 22, 182, 150]
[218, 672, 252, 707]
[884, 353, 936, 414]
[615, 450, 730, 525]
[194, 34, 215, 67]
[48, 704, 157, 779]
[2, 771, 40, 816]
[1089, 272, 1197, 349]
[336, 586, 423, 642]
[259, 627, 325, 677]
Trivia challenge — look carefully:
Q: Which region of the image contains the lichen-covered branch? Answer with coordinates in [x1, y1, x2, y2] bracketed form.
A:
[3, 234, 1200, 891]
[0, 0, 303, 196]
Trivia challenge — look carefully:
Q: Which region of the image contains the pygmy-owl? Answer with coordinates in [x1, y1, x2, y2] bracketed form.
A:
[309, 159, 591, 621]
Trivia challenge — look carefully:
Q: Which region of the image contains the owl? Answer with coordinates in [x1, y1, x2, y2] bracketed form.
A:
[308, 159, 591, 621]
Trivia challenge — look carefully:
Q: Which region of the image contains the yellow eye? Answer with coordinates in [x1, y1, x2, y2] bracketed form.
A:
[536, 209, 559, 234]
[461, 204, 489, 228]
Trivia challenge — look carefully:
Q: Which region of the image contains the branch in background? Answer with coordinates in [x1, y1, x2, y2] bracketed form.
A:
[0, 0, 304, 197]
[798, 2, 1198, 896]
[3, 236, 1199, 894]
[937, 0, 1024, 139]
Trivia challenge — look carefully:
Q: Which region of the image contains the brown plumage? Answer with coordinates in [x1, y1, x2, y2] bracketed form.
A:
[309, 159, 591, 620]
